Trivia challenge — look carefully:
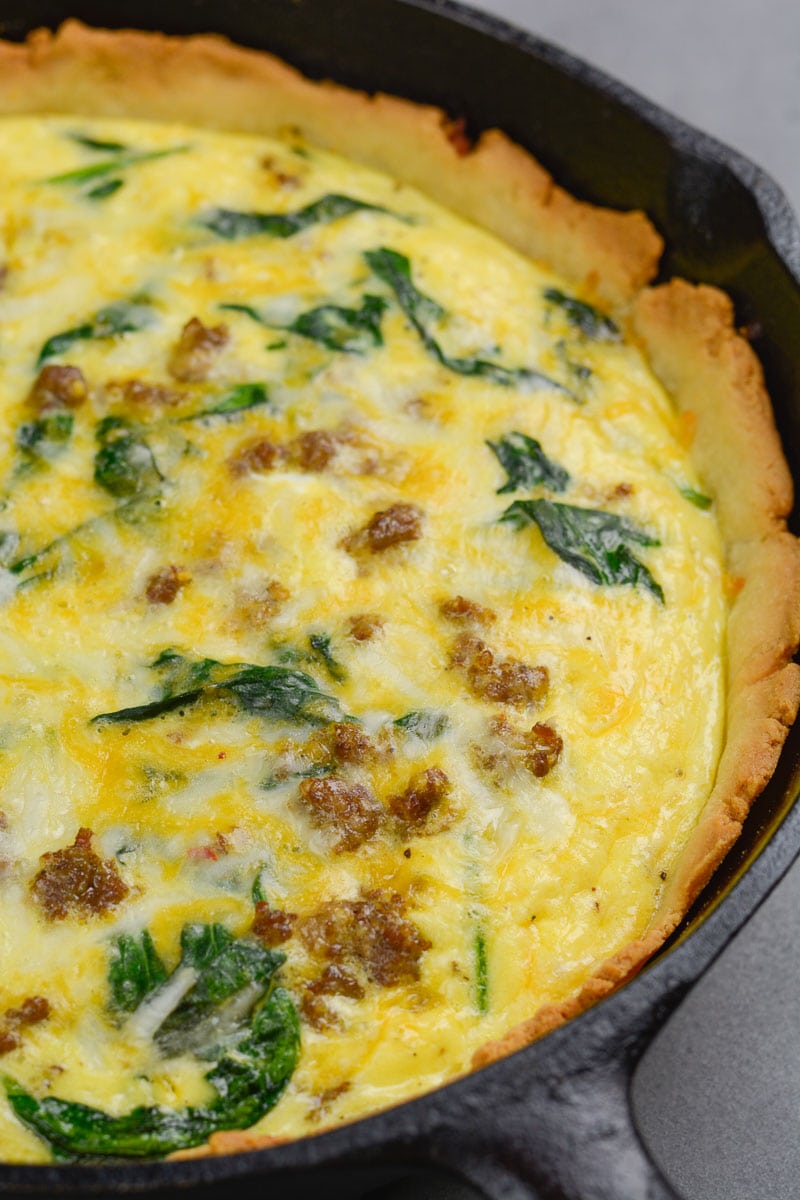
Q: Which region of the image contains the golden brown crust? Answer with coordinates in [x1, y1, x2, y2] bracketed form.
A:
[0, 20, 661, 307]
[0, 17, 798, 1149]
[476, 284, 800, 1069]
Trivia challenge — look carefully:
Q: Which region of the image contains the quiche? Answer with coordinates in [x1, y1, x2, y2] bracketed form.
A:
[0, 20, 797, 1165]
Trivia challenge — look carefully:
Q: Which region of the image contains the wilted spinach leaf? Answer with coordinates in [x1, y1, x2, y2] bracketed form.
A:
[86, 178, 124, 201]
[2, 922, 299, 1160]
[16, 413, 74, 464]
[473, 926, 489, 1015]
[108, 931, 168, 1016]
[38, 300, 154, 366]
[152, 924, 285, 1059]
[9, 494, 161, 580]
[486, 432, 570, 494]
[92, 651, 344, 727]
[222, 295, 387, 356]
[543, 287, 620, 342]
[679, 485, 712, 510]
[200, 193, 388, 240]
[46, 145, 189, 193]
[290, 295, 387, 354]
[500, 498, 664, 601]
[68, 133, 128, 153]
[308, 633, 347, 682]
[365, 248, 569, 394]
[180, 383, 270, 421]
[393, 710, 450, 740]
[94, 420, 164, 499]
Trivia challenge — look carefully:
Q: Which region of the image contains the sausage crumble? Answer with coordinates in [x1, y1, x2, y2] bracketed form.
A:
[298, 890, 431, 988]
[342, 502, 423, 556]
[168, 317, 230, 382]
[30, 828, 129, 921]
[451, 634, 549, 707]
[296, 777, 383, 852]
[28, 365, 87, 413]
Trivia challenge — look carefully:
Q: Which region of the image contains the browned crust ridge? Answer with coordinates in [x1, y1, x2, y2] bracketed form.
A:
[0, 20, 660, 307]
[0, 17, 798, 1155]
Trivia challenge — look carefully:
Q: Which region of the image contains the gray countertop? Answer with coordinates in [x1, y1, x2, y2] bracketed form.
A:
[466, 4, 800, 1199]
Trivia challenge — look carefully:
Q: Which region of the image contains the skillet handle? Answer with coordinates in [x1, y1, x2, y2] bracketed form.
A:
[421, 972, 688, 1200]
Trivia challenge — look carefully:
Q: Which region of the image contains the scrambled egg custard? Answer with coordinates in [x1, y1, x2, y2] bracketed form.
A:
[0, 115, 725, 1162]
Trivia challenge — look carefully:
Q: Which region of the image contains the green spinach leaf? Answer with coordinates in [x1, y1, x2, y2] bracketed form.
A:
[290, 295, 387, 354]
[108, 931, 168, 1016]
[365, 248, 570, 394]
[1, 977, 298, 1159]
[543, 287, 620, 342]
[46, 145, 189, 189]
[153, 924, 285, 1059]
[222, 296, 387, 356]
[86, 178, 124, 201]
[393, 710, 449, 740]
[473, 926, 489, 1015]
[16, 413, 74, 464]
[679, 485, 713, 510]
[38, 300, 154, 366]
[94, 420, 164, 499]
[500, 498, 664, 601]
[180, 383, 270, 421]
[69, 133, 128, 153]
[93, 652, 344, 727]
[9, 494, 162, 579]
[308, 633, 347, 683]
[3, 921, 298, 1160]
[486, 432, 570, 494]
[201, 193, 388, 240]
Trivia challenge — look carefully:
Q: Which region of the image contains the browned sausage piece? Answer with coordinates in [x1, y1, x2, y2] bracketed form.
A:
[439, 595, 496, 626]
[525, 722, 564, 777]
[330, 722, 378, 765]
[168, 317, 229, 382]
[252, 901, 296, 946]
[307, 963, 364, 1000]
[451, 634, 549, 707]
[30, 828, 129, 921]
[0, 1032, 18, 1056]
[228, 437, 284, 478]
[145, 564, 191, 605]
[28, 365, 87, 413]
[289, 430, 338, 472]
[475, 715, 563, 780]
[343, 503, 423, 556]
[297, 777, 382, 852]
[297, 890, 430, 986]
[5, 996, 50, 1028]
[346, 613, 385, 642]
[0, 996, 51, 1057]
[388, 767, 450, 827]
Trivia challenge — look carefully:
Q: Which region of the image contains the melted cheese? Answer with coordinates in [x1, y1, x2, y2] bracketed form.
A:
[0, 115, 725, 1161]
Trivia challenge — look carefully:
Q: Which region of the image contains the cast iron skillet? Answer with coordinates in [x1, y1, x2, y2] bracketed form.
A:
[1, 1, 799, 1196]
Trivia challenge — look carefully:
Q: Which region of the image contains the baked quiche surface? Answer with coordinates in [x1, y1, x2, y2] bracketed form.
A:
[0, 22, 796, 1166]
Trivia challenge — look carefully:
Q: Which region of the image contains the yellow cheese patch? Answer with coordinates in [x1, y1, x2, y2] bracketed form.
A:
[0, 115, 725, 1161]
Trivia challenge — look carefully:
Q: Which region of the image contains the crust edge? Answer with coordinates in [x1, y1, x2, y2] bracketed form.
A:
[0, 20, 661, 308]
